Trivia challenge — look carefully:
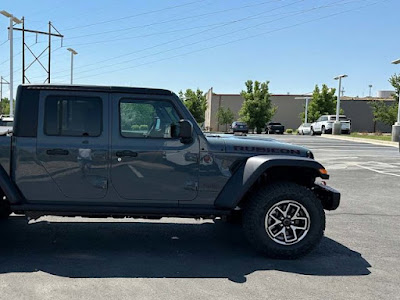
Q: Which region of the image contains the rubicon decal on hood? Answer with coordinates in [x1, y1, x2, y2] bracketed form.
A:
[233, 145, 301, 155]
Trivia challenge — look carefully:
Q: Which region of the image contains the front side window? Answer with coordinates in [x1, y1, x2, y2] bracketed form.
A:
[120, 99, 180, 138]
[45, 96, 102, 137]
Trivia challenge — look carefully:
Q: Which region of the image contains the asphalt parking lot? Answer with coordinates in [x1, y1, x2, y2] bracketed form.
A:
[0, 135, 399, 300]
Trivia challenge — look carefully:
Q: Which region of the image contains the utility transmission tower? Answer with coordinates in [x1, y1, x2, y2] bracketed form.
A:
[10, 18, 64, 84]
[0, 76, 9, 101]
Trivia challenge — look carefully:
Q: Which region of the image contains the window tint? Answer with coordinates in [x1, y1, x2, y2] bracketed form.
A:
[120, 99, 180, 138]
[45, 96, 102, 137]
[0, 121, 13, 126]
[330, 116, 348, 121]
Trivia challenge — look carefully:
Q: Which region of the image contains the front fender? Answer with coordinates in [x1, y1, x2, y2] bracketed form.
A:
[214, 155, 327, 209]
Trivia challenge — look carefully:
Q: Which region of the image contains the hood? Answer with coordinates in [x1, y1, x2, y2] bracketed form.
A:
[204, 134, 311, 158]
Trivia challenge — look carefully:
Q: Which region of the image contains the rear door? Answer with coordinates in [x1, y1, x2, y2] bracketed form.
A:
[110, 93, 199, 204]
[35, 90, 109, 201]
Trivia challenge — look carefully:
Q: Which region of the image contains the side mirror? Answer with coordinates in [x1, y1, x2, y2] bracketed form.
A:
[177, 119, 193, 144]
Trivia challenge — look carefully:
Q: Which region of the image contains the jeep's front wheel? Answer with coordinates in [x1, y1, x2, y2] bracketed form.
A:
[243, 182, 325, 259]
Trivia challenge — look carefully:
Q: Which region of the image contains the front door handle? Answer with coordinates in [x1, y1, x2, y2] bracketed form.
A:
[46, 149, 69, 155]
[116, 150, 138, 157]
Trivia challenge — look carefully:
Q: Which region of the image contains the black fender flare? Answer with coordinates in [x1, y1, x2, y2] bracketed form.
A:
[0, 165, 23, 204]
[214, 155, 327, 209]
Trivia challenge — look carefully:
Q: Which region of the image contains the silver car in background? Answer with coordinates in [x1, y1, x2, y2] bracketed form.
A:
[297, 123, 311, 135]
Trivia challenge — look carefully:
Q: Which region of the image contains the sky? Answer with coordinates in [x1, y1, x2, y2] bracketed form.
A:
[0, 0, 399, 98]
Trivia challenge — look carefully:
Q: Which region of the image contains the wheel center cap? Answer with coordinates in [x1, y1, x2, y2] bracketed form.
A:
[282, 218, 291, 226]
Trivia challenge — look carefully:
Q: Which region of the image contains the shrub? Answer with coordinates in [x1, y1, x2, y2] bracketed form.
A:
[139, 125, 148, 130]
[131, 125, 140, 130]
[375, 131, 383, 136]
[286, 128, 293, 134]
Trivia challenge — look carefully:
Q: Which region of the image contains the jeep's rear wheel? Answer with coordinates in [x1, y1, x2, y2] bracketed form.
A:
[243, 182, 325, 259]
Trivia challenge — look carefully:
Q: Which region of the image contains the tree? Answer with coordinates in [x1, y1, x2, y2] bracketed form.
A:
[239, 80, 276, 134]
[0, 98, 11, 115]
[179, 89, 207, 124]
[370, 74, 399, 126]
[216, 106, 235, 132]
[303, 84, 340, 123]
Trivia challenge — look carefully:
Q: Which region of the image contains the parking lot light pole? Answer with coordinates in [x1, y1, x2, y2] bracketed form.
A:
[67, 48, 78, 84]
[333, 74, 348, 135]
[1, 10, 22, 117]
[391, 59, 400, 142]
[295, 96, 311, 124]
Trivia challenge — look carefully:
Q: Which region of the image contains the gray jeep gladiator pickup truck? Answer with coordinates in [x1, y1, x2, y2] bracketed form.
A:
[0, 84, 340, 259]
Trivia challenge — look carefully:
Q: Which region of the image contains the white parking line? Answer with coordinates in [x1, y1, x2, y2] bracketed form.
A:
[353, 163, 400, 177]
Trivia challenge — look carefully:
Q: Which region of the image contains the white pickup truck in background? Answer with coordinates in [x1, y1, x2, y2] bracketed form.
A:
[0, 115, 14, 135]
[311, 115, 351, 135]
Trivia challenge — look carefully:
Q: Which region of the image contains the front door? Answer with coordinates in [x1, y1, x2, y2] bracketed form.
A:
[36, 91, 109, 201]
[110, 94, 199, 203]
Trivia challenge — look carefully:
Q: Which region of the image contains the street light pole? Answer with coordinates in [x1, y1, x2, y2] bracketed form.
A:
[333, 74, 348, 135]
[391, 58, 400, 142]
[1, 11, 22, 117]
[295, 96, 311, 124]
[67, 48, 78, 84]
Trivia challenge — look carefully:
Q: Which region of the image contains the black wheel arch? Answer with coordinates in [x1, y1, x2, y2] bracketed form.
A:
[214, 155, 328, 209]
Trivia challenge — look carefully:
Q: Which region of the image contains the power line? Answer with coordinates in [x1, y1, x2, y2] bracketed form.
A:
[60, 0, 353, 79]
[62, 0, 210, 31]
[70, 0, 385, 82]
[64, 1, 301, 47]
[64, 0, 282, 41]
[49, 0, 304, 77]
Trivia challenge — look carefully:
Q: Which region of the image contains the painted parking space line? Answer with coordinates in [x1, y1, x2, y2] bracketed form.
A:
[352, 163, 400, 177]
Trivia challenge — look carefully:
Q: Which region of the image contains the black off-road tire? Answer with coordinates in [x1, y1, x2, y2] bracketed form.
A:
[242, 182, 325, 259]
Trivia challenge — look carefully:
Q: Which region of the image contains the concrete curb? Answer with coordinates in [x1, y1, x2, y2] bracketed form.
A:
[321, 134, 399, 148]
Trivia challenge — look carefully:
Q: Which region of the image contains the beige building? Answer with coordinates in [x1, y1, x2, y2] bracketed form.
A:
[205, 88, 395, 133]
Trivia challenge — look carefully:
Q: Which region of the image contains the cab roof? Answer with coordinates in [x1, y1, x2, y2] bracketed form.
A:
[20, 84, 173, 96]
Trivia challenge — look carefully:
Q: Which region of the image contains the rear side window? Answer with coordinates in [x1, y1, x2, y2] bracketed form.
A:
[44, 96, 102, 137]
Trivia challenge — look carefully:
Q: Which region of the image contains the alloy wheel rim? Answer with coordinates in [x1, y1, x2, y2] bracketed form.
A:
[265, 200, 311, 246]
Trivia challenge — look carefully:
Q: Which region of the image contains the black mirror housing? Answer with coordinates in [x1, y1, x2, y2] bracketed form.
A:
[178, 119, 193, 144]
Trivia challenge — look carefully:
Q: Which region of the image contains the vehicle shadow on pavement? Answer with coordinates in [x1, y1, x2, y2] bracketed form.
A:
[0, 216, 371, 282]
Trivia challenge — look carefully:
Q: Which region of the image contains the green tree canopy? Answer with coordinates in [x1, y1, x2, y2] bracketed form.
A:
[0, 98, 11, 115]
[179, 89, 207, 124]
[303, 84, 339, 123]
[216, 106, 235, 132]
[239, 80, 276, 133]
[370, 74, 399, 126]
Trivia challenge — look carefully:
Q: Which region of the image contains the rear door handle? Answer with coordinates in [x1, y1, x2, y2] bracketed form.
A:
[46, 149, 69, 155]
[116, 150, 138, 157]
